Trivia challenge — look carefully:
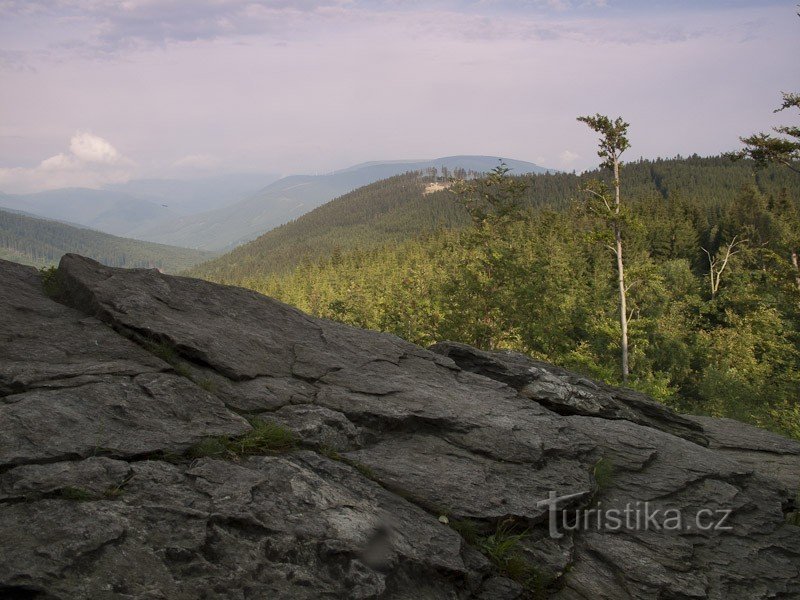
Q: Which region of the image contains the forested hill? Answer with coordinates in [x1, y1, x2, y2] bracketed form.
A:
[187, 172, 462, 282]
[0, 208, 213, 273]
[189, 155, 798, 284]
[202, 155, 800, 441]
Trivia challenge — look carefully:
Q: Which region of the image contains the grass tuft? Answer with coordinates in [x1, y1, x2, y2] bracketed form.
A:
[450, 518, 482, 546]
[188, 419, 297, 460]
[449, 518, 551, 597]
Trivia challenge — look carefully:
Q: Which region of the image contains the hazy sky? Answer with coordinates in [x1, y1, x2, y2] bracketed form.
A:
[0, 0, 798, 192]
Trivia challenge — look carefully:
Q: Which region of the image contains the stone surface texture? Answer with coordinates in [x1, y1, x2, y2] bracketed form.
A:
[0, 254, 797, 600]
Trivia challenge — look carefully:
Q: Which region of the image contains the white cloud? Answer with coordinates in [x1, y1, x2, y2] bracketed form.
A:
[0, 132, 134, 193]
[559, 150, 580, 167]
[171, 153, 221, 170]
[0, 2, 795, 179]
[69, 131, 123, 163]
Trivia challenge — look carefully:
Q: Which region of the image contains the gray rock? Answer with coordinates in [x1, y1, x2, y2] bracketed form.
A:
[688, 415, 800, 492]
[0, 255, 798, 599]
[430, 341, 708, 445]
[0, 259, 250, 468]
[268, 404, 364, 451]
[0, 453, 474, 599]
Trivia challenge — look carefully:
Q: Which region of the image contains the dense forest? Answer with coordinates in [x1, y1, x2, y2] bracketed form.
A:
[0, 208, 212, 273]
[196, 155, 800, 439]
[190, 155, 799, 282]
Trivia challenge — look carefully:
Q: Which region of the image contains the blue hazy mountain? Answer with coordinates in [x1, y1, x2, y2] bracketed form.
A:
[126, 156, 549, 251]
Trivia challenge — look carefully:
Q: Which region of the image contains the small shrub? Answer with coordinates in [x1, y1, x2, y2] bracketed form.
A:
[352, 461, 377, 480]
[480, 520, 527, 568]
[141, 340, 198, 379]
[39, 266, 62, 298]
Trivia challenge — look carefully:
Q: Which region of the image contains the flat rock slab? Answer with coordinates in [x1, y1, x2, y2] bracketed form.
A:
[688, 415, 800, 492]
[0, 453, 480, 599]
[0, 259, 250, 467]
[0, 255, 798, 599]
[430, 341, 708, 445]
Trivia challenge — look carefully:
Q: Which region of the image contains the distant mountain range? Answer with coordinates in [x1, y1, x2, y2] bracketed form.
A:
[105, 172, 280, 215]
[0, 156, 547, 252]
[0, 208, 212, 273]
[0, 188, 173, 238]
[189, 155, 794, 286]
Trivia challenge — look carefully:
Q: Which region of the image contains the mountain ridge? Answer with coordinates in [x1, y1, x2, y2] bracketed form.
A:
[0, 207, 212, 272]
[1, 156, 548, 252]
[190, 154, 793, 284]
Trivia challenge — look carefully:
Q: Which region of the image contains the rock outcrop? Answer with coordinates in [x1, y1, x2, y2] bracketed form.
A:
[1, 254, 798, 599]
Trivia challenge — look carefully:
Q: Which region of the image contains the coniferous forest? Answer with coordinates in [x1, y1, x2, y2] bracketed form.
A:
[194, 153, 800, 440]
[0, 208, 212, 272]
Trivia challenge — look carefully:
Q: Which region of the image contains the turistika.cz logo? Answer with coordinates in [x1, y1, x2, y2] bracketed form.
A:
[536, 491, 734, 539]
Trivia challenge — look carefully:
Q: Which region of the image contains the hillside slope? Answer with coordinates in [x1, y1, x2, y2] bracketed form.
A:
[0, 188, 175, 237]
[104, 172, 280, 215]
[187, 172, 463, 281]
[131, 156, 547, 251]
[190, 155, 796, 284]
[0, 208, 212, 272]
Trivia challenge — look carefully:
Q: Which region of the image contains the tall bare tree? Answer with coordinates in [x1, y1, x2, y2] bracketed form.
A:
[702, 235, 746, 297]
[578, 114, 632, 382]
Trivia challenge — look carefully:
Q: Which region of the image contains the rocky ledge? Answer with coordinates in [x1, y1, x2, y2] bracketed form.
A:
[0, 254, 798, 600]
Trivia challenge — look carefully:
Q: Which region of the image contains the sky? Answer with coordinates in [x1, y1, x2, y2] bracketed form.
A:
[0, 0, 798, 193]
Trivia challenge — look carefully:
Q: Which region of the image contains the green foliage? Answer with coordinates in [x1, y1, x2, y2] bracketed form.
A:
[188, 419, 297, 460]
[102, 485, 125, 499]
[451, 162, 528, 227]
[189, 156, 796, 285]
[195, 157, 800, 439]
[230, 418, 297, 455]
[186, 437, 230, 459]
[340, 458, 378, 480]
[1, 207, 212, 272]
[449, 518, 482, 546]
[143, 340, 193, 378]
[577, 114, 631, 172]
[172, 363, 192, 378]
[450, 519, 550, 596]
[729, 92, 800, 173]
[39, 265, 61, 298]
